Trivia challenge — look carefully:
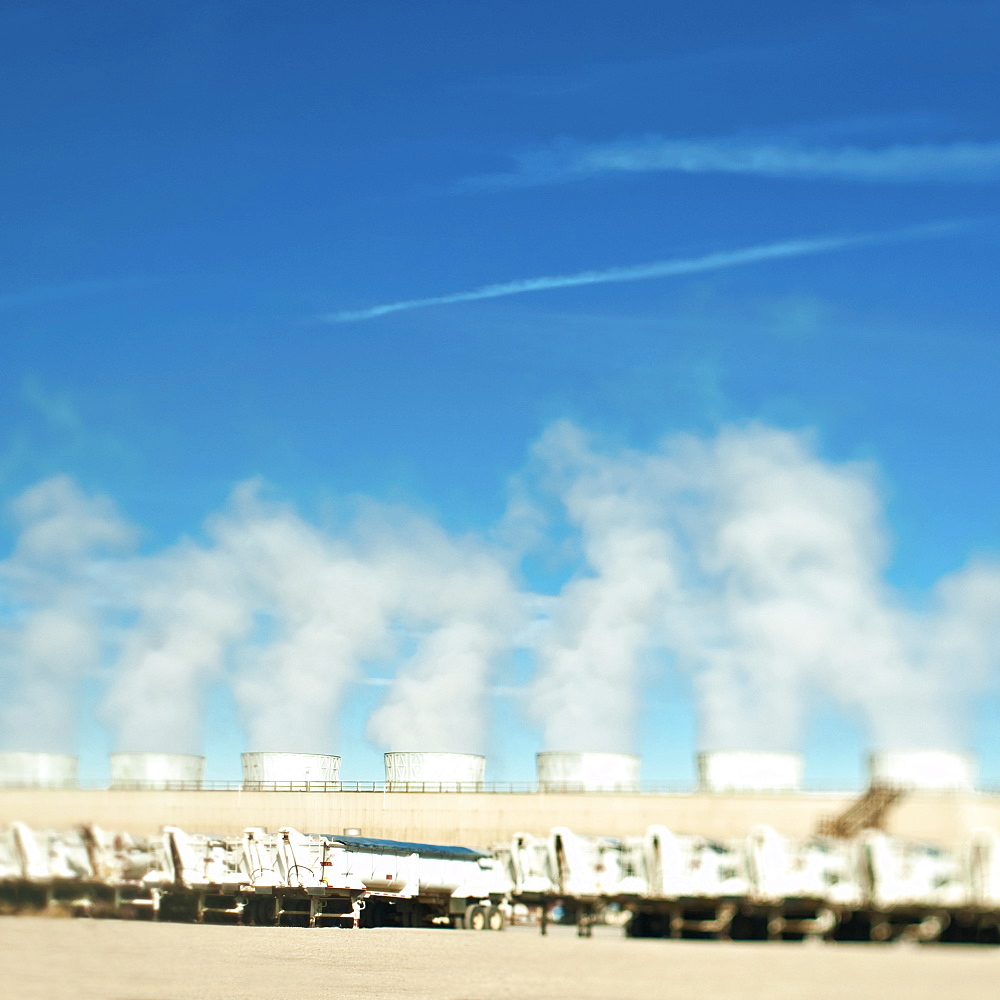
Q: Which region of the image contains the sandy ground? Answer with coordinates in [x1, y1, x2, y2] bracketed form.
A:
[2, 917, 998, 1000]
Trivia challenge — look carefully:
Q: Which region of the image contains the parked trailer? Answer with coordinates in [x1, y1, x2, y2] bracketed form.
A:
[136, 826, 511, 930]
[503, 825, 758, 939]
[0, 822, 167, 918]
[550, 827, 650, 935]
[0, 822, 125, 913]
[6, 819, 1000, 945]
[0, 822, 512, 930]
[969, 829, 1000, 908]
[963, 829, 1000, 943]
[626, 826, 750, 940]
[238, 826, 366, 927]
[628, 825, 989, 943]
[498, 828, 642, 935]
[316, 831, 508, 930]
[848, 830, 972, 943]
[741, 824, 860, 940]
[147, 827, 254, 923]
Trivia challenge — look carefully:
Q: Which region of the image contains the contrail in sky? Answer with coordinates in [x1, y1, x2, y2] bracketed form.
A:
[325, 221, 971, 323]
[466, 137, 1000, 189]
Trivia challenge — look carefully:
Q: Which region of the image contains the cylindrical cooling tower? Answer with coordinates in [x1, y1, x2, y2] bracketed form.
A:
[868, 749, 975, 791]
[536, 752, 641, 792]
[241, 752, 341, 789]
[384, 752, 486, 789]
[697, 751, 804, 793]
[0, 752, 78, 788]
[109, 752, 205, 789]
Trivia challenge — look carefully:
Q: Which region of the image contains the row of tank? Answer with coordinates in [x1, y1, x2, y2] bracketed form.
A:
[0, 748, 982, 792]
[3, 818, 1000, 942]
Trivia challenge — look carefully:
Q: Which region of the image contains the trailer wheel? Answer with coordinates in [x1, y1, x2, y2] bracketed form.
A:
[465, 904, 488, 931]
[487, 906, 507, 932]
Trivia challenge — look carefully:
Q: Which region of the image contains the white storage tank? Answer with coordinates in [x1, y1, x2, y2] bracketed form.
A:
[384, 752, 485, 790]
[868, 749, 975, 791]
[697, 751, 804, 793]
[536, 752, 640, 792]
[0, 752, 78, 789]
[242, 752, 341, 789]
[109, 752, 205, 789]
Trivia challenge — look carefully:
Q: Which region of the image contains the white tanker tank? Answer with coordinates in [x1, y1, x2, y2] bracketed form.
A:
[241, 752, 341, 789]
[109, 753, 205, 789]
[384, 752, 485, 790]
[267, 828, 506, 910]
[697, 751, 804, 793]
[0, 753, 78, 789]
[868, 749, 976, 791]
[536, 752, 640, 792]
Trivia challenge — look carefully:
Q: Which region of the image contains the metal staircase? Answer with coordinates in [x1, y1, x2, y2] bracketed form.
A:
[816, 783, 904, 838]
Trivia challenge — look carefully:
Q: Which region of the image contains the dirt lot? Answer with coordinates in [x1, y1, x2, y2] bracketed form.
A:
[2, 917, 998, 1000]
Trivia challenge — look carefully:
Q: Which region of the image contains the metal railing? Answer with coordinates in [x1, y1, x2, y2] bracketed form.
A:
[0, 779, 909, 795]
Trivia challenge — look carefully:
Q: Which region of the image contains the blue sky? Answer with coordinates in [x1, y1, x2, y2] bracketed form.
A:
[2, 1, 1000, 788]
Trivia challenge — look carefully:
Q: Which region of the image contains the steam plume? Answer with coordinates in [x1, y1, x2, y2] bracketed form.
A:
[101, 537, 251, 754]
[0, 477, 136, 752]
[101, 484, 520, 756]
[364, 512, 521, 753]
[525, 422, 681, 751]
[6, 422, 1000, 766]
[525, 423, 1000, 753]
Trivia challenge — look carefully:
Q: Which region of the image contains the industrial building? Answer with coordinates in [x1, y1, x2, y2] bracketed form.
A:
[0, 748, 995, 850]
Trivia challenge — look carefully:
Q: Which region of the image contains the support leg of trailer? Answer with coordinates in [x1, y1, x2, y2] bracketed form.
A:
[810, 907, 837, 943]
[669, 904, 683, 939]
[714, 903, 737, 941]
[540, 902, 548, 936]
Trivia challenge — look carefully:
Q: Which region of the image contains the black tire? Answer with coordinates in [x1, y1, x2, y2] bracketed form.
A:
[487, 906, 507, 932]
[465, 904, 488, 931]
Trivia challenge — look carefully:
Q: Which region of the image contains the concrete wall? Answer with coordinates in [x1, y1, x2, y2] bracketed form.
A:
[4, 787, 996, 848]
